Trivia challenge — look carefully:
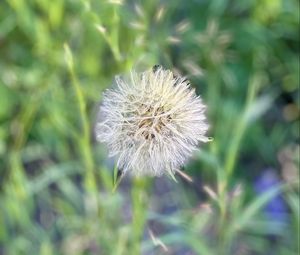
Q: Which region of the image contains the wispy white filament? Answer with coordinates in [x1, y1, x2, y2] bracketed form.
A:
[96, 67, 209, 176]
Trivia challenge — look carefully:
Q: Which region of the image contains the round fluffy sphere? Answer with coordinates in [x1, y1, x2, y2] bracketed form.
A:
[96, 66, 209, 176]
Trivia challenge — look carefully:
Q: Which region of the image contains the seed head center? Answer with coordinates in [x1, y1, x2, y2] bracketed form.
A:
[137, 106, 170, 140]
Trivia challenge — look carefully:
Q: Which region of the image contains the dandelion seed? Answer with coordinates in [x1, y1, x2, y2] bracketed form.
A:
[203, 185, 218, 201]
[96, 66, 209, 176]
[134, 4, 144, 18]
[107, 0, 124, 5]
[155, 5, 165, 22]
[134, 35, 145, 46]
[95, 24, 106, 34]
[129, 21, 145, 30]
[166, 36, 181, 44]
[231, 183, 243, 197]
[218, 33, 232, 45]
[199, 203, 213, 213]
[207, 19, 218, 37]
[175, 20, 191, 33]
[183, 60, 204, 77]
[148, 228, 169, 252]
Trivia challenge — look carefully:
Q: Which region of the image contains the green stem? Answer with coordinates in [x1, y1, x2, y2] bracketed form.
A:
[64, 44, 97, 193]
[224, 74, 261, 179]
[131, 177, 151, 255]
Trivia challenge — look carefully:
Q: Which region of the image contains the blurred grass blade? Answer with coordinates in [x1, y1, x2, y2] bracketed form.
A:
[232, 184, 283, 231]
[112, 165, 124, 192]
[146, 232, 214, 255]
[29, 162, 81, 194]
[244, 94, 275, 124]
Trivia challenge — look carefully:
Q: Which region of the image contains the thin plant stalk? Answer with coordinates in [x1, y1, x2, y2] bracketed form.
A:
[64, 44, 97, 194]
[130, 177, 151, 254]
[224, 74, 261, 179]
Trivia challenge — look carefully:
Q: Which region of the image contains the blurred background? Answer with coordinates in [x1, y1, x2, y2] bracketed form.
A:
[0, 0, 299, 254]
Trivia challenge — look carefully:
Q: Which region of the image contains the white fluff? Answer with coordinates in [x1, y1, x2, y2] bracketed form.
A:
[96, 67, 209, 176]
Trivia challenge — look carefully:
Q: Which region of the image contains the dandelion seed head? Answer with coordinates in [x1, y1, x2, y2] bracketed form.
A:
[96, 66, 209, 176]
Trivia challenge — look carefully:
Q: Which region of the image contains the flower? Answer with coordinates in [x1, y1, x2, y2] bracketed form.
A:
[95, 66, 209, 176]
[254, 169, 288, 226]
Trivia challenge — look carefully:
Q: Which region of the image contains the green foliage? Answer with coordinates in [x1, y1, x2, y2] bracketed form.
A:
[0, 0, 299, 254]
